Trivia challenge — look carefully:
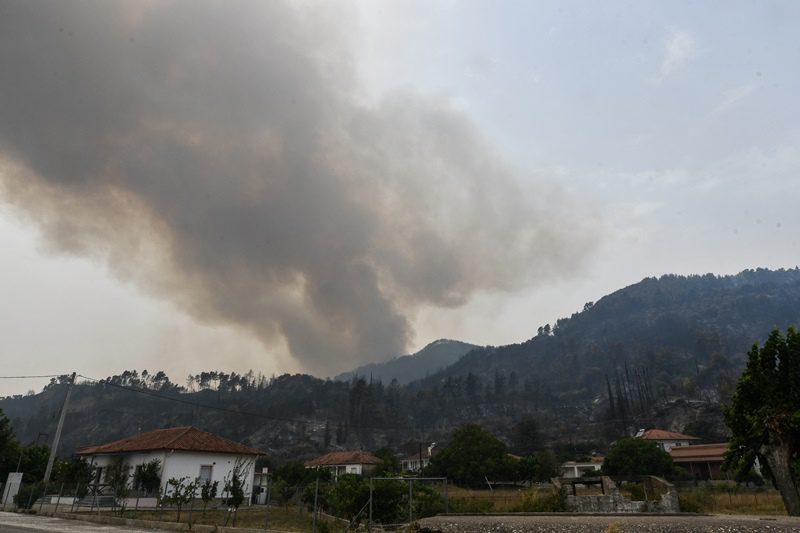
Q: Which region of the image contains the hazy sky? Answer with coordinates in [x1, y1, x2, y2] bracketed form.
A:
[1, 1, 798, 396]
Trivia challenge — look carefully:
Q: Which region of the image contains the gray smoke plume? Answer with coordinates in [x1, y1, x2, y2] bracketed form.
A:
[0, 1, 598, 374]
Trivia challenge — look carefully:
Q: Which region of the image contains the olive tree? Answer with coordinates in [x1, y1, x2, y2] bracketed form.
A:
[724, 328, 800, 515]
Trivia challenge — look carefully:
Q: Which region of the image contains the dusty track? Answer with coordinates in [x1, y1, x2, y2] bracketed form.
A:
[416, 513, 800, 532]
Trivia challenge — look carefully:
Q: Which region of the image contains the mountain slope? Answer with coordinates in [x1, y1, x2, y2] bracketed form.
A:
[3, 268, 800, 462]
[333, 339, 479, 385]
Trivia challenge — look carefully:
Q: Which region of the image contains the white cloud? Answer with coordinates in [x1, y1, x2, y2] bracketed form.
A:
[714, 82, 756, 113]
[652, 30, 696, 84]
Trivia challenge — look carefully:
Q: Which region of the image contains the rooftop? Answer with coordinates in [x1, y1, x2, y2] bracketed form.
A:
[670, 443, 729, 462]
[77, 426, 263, 456]
[305, 450, 382, 467]
[638, 429, 700, 441]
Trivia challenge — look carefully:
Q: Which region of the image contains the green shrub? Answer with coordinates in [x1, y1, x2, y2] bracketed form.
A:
[14, 482, 45, 509]
[623, 483, 646, 501]
[412, 484, 446, 518]
[513, 488, 567, 512]
[677, 489, 713, 513]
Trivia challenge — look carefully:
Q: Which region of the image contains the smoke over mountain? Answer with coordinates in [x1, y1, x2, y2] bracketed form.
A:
[0, 1, 598, 374]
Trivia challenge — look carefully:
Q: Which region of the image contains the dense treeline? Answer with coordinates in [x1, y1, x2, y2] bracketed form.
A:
[2, 268, 799, 462]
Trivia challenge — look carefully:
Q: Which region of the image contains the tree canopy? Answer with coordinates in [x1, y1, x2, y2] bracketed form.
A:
[0, 408, 19, 478]
[602, 437, 674, 477]
[724, 328, 800, 515]
[426, 424, 512, 487]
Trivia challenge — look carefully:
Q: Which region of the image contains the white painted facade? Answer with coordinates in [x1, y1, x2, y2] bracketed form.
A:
[85, 451, 256, 500]
[309, 462, 366, 479]
[560, 461, 603, 478]
[650, 439, 693, 453]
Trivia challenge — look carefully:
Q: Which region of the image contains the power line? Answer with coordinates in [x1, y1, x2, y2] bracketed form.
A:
[0, 374, 67, 379]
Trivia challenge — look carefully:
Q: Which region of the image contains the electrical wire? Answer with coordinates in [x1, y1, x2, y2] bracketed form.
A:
[0, 374, 67, 379]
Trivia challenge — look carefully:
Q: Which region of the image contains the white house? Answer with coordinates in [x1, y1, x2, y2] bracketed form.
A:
[635, 428, 699, 452]
[305, 451, 382, 479]
[77, 426, 262, 500]
[560, 457, 604, 478]
[400, 443, 437, 473]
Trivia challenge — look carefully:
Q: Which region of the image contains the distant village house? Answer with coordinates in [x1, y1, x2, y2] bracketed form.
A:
[635, 428, 699, 452]
[304, 451, 382, 479]
[560, 455, 604, 478]
[400, 443, 437, 473]
[669, 443, 730, 480]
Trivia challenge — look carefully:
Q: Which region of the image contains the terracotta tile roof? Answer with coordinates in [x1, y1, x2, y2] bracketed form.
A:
[670, 443, 729, 463]
[305, 451, 382, 467]
[76, 426, 263, 456]
[640, 429, 700, 441]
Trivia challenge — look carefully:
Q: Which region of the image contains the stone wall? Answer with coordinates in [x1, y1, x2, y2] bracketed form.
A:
[557, 476, 680, 513]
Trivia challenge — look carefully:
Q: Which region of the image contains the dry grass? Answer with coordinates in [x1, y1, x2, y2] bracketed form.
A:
[677, 487, 786, 515]
[446, 486, 531, 512]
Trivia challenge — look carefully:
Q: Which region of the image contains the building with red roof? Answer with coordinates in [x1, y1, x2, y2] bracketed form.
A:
[670, 443, 730, 480]
[77, 426, 263, 500]
[635, 428, 700, 452]
[305, 450, 382, 479]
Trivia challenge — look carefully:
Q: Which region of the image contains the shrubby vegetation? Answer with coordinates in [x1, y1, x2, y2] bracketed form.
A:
[601, 437, 674, 477]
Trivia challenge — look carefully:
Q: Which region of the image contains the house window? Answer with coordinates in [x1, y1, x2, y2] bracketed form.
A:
[199, 465, 213, 482]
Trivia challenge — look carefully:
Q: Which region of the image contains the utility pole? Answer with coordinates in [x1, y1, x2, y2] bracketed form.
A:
[43, 372, 76, 483]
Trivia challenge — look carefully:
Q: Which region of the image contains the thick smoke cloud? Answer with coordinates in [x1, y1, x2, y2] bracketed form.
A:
[0, 1, 597, 374]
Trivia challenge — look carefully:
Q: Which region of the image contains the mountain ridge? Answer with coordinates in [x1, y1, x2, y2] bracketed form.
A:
[333, 339, 479, 385]
[3, 267, 799, 463]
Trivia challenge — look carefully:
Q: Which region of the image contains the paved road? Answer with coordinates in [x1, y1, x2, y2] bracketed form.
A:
[0, 512, 155, 532]
[417, 514, 800, 532]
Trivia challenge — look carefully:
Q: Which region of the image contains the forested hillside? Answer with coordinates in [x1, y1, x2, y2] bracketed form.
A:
[333, 339, 479, 385]
[3, 268, 799, 463]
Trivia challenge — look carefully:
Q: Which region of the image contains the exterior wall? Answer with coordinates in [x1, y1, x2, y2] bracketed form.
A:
[401, 458, 430, 472]
[560, 462, 602, 478]
[653, 439, 692, 452]
[87, 451, 166, 487]
[161, 451, 256, 499]
[84, 451, 256, 500]
[314, 463, 363, 478]
[678, 460, 725, 480]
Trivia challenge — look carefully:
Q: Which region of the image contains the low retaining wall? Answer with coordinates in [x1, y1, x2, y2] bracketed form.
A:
[556, 476, 680, 513]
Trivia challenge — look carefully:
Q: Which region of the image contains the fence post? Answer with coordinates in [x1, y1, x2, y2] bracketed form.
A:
[408, 479, 413, 524]
[54, 482, 64, 514]
[263, 475, 272, 530]
[188, 492, 194, 526]
[312, 476, 319, 533]
[70, 480, 79, 513]
[444, 478, 448, 513]
[368, 477, 373, 533]
[38, 480, 49, 513]
[25, 477, 36, 510]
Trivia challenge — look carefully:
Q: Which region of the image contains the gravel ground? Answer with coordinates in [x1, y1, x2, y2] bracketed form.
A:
[415, 514, 800, 532]
[0, 511, 156, 532]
